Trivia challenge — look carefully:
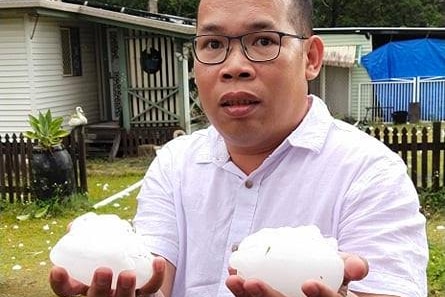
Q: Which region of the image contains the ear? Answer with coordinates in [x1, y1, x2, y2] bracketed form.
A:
[304, 35, 324, 81]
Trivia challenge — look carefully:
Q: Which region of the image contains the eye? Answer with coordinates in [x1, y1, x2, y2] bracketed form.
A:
[255, 37, 273, 47]
[208, 39, 223, 49]
[251, 33, 280, 47]
[198, 37, 225, 51]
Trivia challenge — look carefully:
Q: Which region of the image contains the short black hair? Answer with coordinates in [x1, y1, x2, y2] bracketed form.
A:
[196, 0, 314, 37]
[287, 0, 313, 37]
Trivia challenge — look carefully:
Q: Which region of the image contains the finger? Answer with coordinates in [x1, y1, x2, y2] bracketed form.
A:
[301, 279, 337, 297]
[87, 267, 113, 297]
[137, 257, 166, 295]
[115, 270, 136, 297]
[302, 254, 369, 297]
[49, 266, 88, 297]
[226, 275, 287, 297]
[225, 275, 250, 297]
[342, 254, 369, 284]
[243, 278, 287, 297]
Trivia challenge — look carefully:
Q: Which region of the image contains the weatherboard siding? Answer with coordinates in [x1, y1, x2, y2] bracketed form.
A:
[0, 14, 100, 136]
[0, 16, 31, 135]
[30, 17, 100, 129]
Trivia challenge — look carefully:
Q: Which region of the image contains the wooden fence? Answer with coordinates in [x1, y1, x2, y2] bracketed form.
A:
[120, 126, 181, 157]
[365, 121, 445, 190]
[0, 129, 87, 203]
[2, 122, 445, 202]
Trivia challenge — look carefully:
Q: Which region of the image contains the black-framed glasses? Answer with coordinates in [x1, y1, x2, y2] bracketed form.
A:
[191, 30, 308, 65]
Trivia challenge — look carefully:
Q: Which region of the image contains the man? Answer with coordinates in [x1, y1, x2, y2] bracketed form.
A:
[50, 0, 428, 296]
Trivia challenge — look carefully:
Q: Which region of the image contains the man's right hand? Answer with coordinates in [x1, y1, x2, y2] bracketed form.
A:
[49, 256, 166, 297]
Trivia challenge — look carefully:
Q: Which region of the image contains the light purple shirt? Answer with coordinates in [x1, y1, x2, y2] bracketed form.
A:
[133, 96, 428, 297]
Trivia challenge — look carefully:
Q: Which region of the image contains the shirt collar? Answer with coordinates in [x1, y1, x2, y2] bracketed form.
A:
[195, 126, 229, 165]
[286, 95, 334, 154]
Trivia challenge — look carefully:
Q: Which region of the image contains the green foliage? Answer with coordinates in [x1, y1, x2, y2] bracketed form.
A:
[419, 188, 445, 218]
[23, 110, 70, 151]
[419, 191, 445, 296]
[14, 194, 92, 221]
[158, 0, 198, 19]
[428, 242, 445, 296]
[95, 0, 445, 27]
[313, 0, 445, 27]
[103, 0, 198, 18]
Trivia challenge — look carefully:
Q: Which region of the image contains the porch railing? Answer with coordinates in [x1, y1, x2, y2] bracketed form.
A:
[358, 76, 445, 122]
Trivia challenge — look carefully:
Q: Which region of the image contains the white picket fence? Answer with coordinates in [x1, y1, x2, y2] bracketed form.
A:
[358, 76, 445, 122]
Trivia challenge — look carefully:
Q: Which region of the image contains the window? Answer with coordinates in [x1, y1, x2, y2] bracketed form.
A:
[61, 27, 82, 76]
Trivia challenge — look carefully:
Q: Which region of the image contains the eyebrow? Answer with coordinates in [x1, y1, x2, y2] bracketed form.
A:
[197, 20, 277, 35]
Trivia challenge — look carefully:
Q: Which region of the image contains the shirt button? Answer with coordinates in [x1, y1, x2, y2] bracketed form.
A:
[245, 180, 254, 189]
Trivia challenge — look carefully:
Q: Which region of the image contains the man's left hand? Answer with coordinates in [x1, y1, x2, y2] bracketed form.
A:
[225, 253, 368, 297]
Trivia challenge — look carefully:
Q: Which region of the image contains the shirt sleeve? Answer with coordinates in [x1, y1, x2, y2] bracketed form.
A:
[339, 155, 428, 297]
[132, 146, 180, 267]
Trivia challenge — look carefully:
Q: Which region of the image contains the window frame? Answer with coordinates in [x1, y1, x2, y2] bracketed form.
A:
[61, 27, 82, 77]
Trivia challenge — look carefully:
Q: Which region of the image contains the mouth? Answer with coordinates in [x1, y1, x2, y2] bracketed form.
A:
[219, 92, 261, 117]
[220, 92, 261, 107]
[221, 99, 260, 107]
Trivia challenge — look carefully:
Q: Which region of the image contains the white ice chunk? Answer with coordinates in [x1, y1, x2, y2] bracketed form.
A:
[50, 212, 154, 289]
[229, 225, 344, 297]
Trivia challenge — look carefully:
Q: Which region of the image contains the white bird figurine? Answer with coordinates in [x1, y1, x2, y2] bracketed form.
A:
[173, 129, 186, 138]
[68, 106, 88, 127]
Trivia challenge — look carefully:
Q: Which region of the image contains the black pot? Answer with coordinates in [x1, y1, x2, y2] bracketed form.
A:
[30, 145, 76, 200]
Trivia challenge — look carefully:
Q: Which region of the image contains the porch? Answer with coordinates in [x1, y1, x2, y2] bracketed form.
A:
[82, 122, 181, 160]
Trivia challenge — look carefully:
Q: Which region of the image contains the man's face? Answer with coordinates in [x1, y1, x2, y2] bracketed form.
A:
[194, 0, 317, 154]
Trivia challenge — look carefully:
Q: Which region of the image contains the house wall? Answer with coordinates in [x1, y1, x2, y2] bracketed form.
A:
[0, 16, 31, 135]
[0, 13, 100, 136]
[315, 33, 373, 120]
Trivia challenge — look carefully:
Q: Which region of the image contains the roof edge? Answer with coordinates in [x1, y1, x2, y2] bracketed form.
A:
[0, 0, 196, 37]
[314, 27, 445, 35]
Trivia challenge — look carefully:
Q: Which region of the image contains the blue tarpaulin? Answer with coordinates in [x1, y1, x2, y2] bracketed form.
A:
[361, 38, 445, 80]
[360, 39, 445, 121]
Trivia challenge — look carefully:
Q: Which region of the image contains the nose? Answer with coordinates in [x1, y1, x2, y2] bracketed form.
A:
[220, 41, 255, 81]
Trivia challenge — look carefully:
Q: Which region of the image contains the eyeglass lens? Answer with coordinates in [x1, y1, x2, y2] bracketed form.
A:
[193, 31, 282, 64]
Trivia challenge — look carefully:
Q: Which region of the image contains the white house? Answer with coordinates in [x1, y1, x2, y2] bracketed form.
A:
[0, 0, 195, 137]
[2, 1, 444, 141]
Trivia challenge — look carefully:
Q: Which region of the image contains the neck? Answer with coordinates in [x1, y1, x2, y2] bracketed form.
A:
[228, 147, 276, 175]
[226, 96, 313, 175]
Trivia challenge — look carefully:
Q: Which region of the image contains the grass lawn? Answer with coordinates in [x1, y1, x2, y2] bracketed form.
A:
[427, 214, 445, 297]
[1, 156, 445, 296]
[0, 156, 150, 297]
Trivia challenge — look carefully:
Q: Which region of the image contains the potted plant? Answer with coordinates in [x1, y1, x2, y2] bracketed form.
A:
[24, 109, 76, 201]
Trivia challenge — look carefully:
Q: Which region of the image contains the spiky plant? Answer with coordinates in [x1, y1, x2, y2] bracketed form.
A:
[23, 110, 70, 150]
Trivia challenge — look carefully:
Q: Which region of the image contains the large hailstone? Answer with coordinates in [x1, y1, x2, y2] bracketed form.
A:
[50, 212, 154, 289]
[229, 225, 344, 297]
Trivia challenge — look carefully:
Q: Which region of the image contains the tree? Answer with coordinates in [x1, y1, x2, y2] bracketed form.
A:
[158, 0, 198, 19]
[102, 0, 198, 18]
[313, 0, 445, 27]
[92, 0, 444, 27]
